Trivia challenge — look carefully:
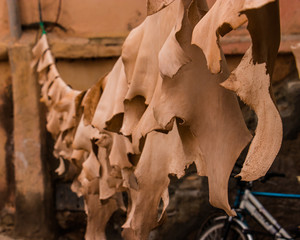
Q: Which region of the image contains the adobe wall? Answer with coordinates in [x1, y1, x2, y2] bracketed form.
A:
[0, 0, 146, 38]
[1, 0, 299, 41]
[56, 58, 118, 90]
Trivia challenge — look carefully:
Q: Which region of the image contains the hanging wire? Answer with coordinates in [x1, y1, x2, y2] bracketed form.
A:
[48, 0, 62, 32]
[35, 0, 64, 41]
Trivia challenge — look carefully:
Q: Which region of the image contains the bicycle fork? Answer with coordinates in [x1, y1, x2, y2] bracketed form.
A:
[221, 216, 234, 240]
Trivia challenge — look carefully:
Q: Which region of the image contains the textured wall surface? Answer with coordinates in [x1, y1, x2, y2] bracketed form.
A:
[0, 0, 146, 38]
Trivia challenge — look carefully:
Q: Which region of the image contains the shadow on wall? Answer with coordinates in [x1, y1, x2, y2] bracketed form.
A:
[0, 61, 14, 213]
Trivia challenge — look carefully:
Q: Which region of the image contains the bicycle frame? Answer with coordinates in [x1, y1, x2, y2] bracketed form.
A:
[198, 185, 300, 240]
[214, 215, 254, 240]
[238, 189, 300, 239]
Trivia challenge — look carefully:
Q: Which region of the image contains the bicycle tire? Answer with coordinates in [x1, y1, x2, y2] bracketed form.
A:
[197, 220, 250, 240]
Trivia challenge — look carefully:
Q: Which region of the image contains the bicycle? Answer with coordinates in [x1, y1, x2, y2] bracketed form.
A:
[196, 172, 300, 240]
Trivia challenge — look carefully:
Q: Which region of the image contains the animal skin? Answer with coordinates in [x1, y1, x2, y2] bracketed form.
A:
[32, 0, 282, 239]
[32, 35, 126, 240]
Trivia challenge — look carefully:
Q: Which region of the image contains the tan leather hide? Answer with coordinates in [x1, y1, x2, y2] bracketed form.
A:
[91, 0, 281, 238]
[32, 0, 282, 239]
[32, 35, 124, 240]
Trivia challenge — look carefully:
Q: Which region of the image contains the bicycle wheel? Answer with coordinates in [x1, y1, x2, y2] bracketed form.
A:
[197, 220, 249, 240]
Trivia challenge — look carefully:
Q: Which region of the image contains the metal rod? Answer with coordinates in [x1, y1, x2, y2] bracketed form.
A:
[6, 0, 22, 39]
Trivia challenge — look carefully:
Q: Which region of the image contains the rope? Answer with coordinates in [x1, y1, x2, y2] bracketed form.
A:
[38, 0, 46, 34]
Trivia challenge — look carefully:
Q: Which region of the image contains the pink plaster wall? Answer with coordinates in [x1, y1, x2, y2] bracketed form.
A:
[0, 0, 299, 53]
[0, 0, 147, 38]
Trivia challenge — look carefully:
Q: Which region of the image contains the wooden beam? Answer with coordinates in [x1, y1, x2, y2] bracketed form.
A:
[221, 34, 300, 55]
[1, 32, 124, 59]
[48, 34, 125, 59]
[2, 32, 300, 60]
